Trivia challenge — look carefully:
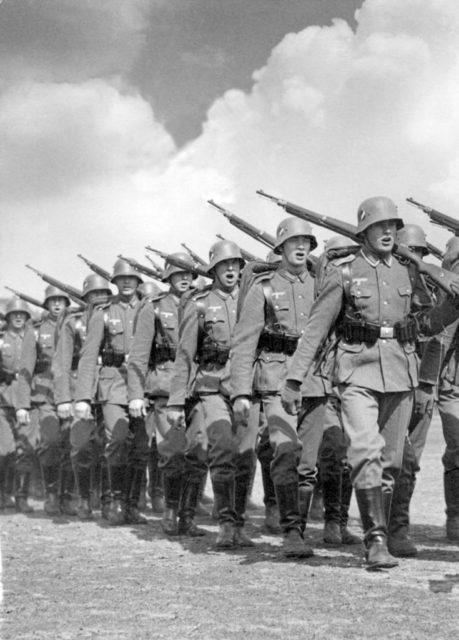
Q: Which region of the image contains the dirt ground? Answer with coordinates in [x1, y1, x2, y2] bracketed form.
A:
[1, 412, 459, 640]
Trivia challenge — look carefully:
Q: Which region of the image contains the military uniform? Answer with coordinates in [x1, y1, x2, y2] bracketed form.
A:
[17, 315, 73, 511]
[0, 328, 38, 508]
[75, 294, 148, 523]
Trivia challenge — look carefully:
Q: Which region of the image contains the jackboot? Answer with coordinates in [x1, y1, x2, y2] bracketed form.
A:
[264, 503, 281, 534]
[74, 466, 93, 520]
[2, 454, 16, 509]
[276, 483, 313, 558]
[42, 465, 61, 516]
[298, 485, 313, 535]
[340, 467, 361, 545]
[260, 456, 280, 533]
[15, 471, 34, 513]
[444, 469, 459, 542]
[233, 456, 255, 547]
[149, 439, 164, 513]
[178, 479, 206, 537]
[125, 466, 148, 524]
[309, 484, 324, 522]
[355, 486, 398, 570]
[161, 475, 181, 535]
[100, 463, 111, 520]
[388, 477, 417, 557]
[195, 472, 211, 517]
[322, 470, 342, 545]
[213, 479, 236, 549]
[107, 465, 127, 526]
[60, 467, 77, 516]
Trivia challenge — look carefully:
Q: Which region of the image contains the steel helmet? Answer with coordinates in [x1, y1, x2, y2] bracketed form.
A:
[266, 250, 282, 264]
[138, 281, 162, 298]
[396, 224, 429, 255]
[110, 258, 143, 284]
[43, 285, 70, 307]
[356, 196, 403, 236]
[5, 296, 31, 319]
[82, 274, 112, 299]
[162, 252, 196, 282]
[324, 235, 358, 252]
[442, 236, 459, 270]
[207, 240, 245, 273]
[273, 217, 318, 254]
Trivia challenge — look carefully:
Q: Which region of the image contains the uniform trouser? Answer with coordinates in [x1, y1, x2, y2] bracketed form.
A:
[153, 396, 186, 480]
[33, 403, 72, 473]
[397, 399, 434, 485]
[255, 393, 302, 486]
[437, 385, 459, 474]
[297, 396, 326, 491]
[0, 406, 38, 473]
[337, 385, 413, 491]
[102, 403, 149, 470]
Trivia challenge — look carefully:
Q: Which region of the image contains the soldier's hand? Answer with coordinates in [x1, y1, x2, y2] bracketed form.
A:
[74, 401, 92, 420]
[57, 403, 73, 420]
[233, 397, 251, 428]
[167, 406, 186, 430]
[129, 398, 147, 418]
[414, 382, 434, 415]
[281, 380, 302, 415]
[16, 409, 30, 425]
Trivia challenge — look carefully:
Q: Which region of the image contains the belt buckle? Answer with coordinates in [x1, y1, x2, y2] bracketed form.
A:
[380, 326, 394, 339]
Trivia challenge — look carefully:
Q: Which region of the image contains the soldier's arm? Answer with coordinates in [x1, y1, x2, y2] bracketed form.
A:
[127, 302, 156, 402]
[16, 326, 38, 410]
[168, 298, 199, 407]
[287, 266, 344, 386]
[52, 318, 74, 405]
[230, 282, 266, 399]
[75, 310, 105, 402]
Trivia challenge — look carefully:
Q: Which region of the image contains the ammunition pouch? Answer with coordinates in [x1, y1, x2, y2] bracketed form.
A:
[341, 316, 417, 345]
[34, 356, 51, 374]
[149, 343, 177, 367]
[0, 370, 17, 385]
[258, 327, 300, 356]
[100, 349, 126, 368]
[197, 338, 230, 366]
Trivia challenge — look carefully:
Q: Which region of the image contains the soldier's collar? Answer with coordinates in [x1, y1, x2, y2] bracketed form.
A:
[117, 295, 140, 309]
[278, 266, 309, 282]
[361, 248, 393, 268]
[212, 284, 239, 300]
[7, 328, 25, 339]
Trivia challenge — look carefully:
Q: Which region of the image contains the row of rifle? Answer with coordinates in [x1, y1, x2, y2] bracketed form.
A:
[4, 193, 457, 314]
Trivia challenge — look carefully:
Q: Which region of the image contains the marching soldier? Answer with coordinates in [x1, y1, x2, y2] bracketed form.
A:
[0, 298, 37, 512]
[230, 218, 318, 557]
[52, 274, 112, 519]
[167, 240, 255, 548]
[16, 286, 74, 516]
[74, 259, 148, 526]
[128, 253, 197, 535]
[280, 197, 432, 569]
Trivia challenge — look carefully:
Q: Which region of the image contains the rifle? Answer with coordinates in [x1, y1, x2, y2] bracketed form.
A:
[117, 255, 163, 283]
[208, 199, 276, 249]
[25, 265, 86, 306]
[258, 190, 443, 260]
[407, 197, 459, 237]
[145, 255, 165, 277]
[145, 246, 209, 279]
[4, 286, 44, 309]
[181, 243, 208, 267]
[257, 189, 359, 242]
[216, 234, 261, 262]
[394, 244, 459, 297]
[77, 255, 111, 281]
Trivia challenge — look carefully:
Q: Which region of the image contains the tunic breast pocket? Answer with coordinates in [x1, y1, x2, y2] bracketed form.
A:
[204, 315, 226, 341]
[350, 285, 372, 312]
[397, 285, 412, 313]
[108, 323, 124, 348]
[271, 303, 290, 328]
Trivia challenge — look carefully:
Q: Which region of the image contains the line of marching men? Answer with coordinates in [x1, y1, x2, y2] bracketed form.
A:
[2, 194, 459, 570]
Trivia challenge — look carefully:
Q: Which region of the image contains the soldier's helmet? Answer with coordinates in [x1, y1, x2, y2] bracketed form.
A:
[5, 296, 31, 319]
[110, 258, 143, 284]
[162, 252, 196, 282]
[44, 285, 70, 307]
[273, 217, 318, 254]
[82, 274, 112, 299]
[266, 249, 282, 264]
[396, 224, 429, 256]
[138, 281, 162, 298]
[356, 197, 403, 236]
[207, 240, 245, 273]
[324, 235, 359, 253]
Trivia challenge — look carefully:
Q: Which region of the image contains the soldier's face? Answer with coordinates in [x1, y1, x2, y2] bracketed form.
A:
[213, 259, 241, 291]
[114, 276, 138, 297]
[364, 221, 397, 256]
[86, 289, 110, 305]
[8, 312, 28, 331]
[169, 272, 193, 295]
[282, 236, 311, 268]
[47, 296, 68, 318]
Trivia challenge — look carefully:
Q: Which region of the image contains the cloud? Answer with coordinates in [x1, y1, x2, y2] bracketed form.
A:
[3, 0, 459, 298]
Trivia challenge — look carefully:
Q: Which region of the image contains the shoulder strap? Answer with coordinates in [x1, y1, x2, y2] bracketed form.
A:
[340, 261, 353, 306]
[152, 302, 170, 346]
[260, 278, 281, 329]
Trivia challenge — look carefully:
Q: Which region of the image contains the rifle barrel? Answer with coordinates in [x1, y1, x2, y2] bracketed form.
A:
[4, 287, 43, 309]
[209, 200, 276, 248]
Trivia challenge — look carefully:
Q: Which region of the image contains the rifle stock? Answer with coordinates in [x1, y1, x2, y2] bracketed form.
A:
[77, 255, 111, 281]
[181, 243, 208, 267]
[117, 255, 163, 282]
[145, 246, 209, 278]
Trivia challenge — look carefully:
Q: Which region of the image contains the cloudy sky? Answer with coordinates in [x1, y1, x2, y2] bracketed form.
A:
[1, 0, 459, 300]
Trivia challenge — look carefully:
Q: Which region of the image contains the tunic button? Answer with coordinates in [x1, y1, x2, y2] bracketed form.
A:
[298, 295, 303, 299]
[383, 301, 388, 305]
